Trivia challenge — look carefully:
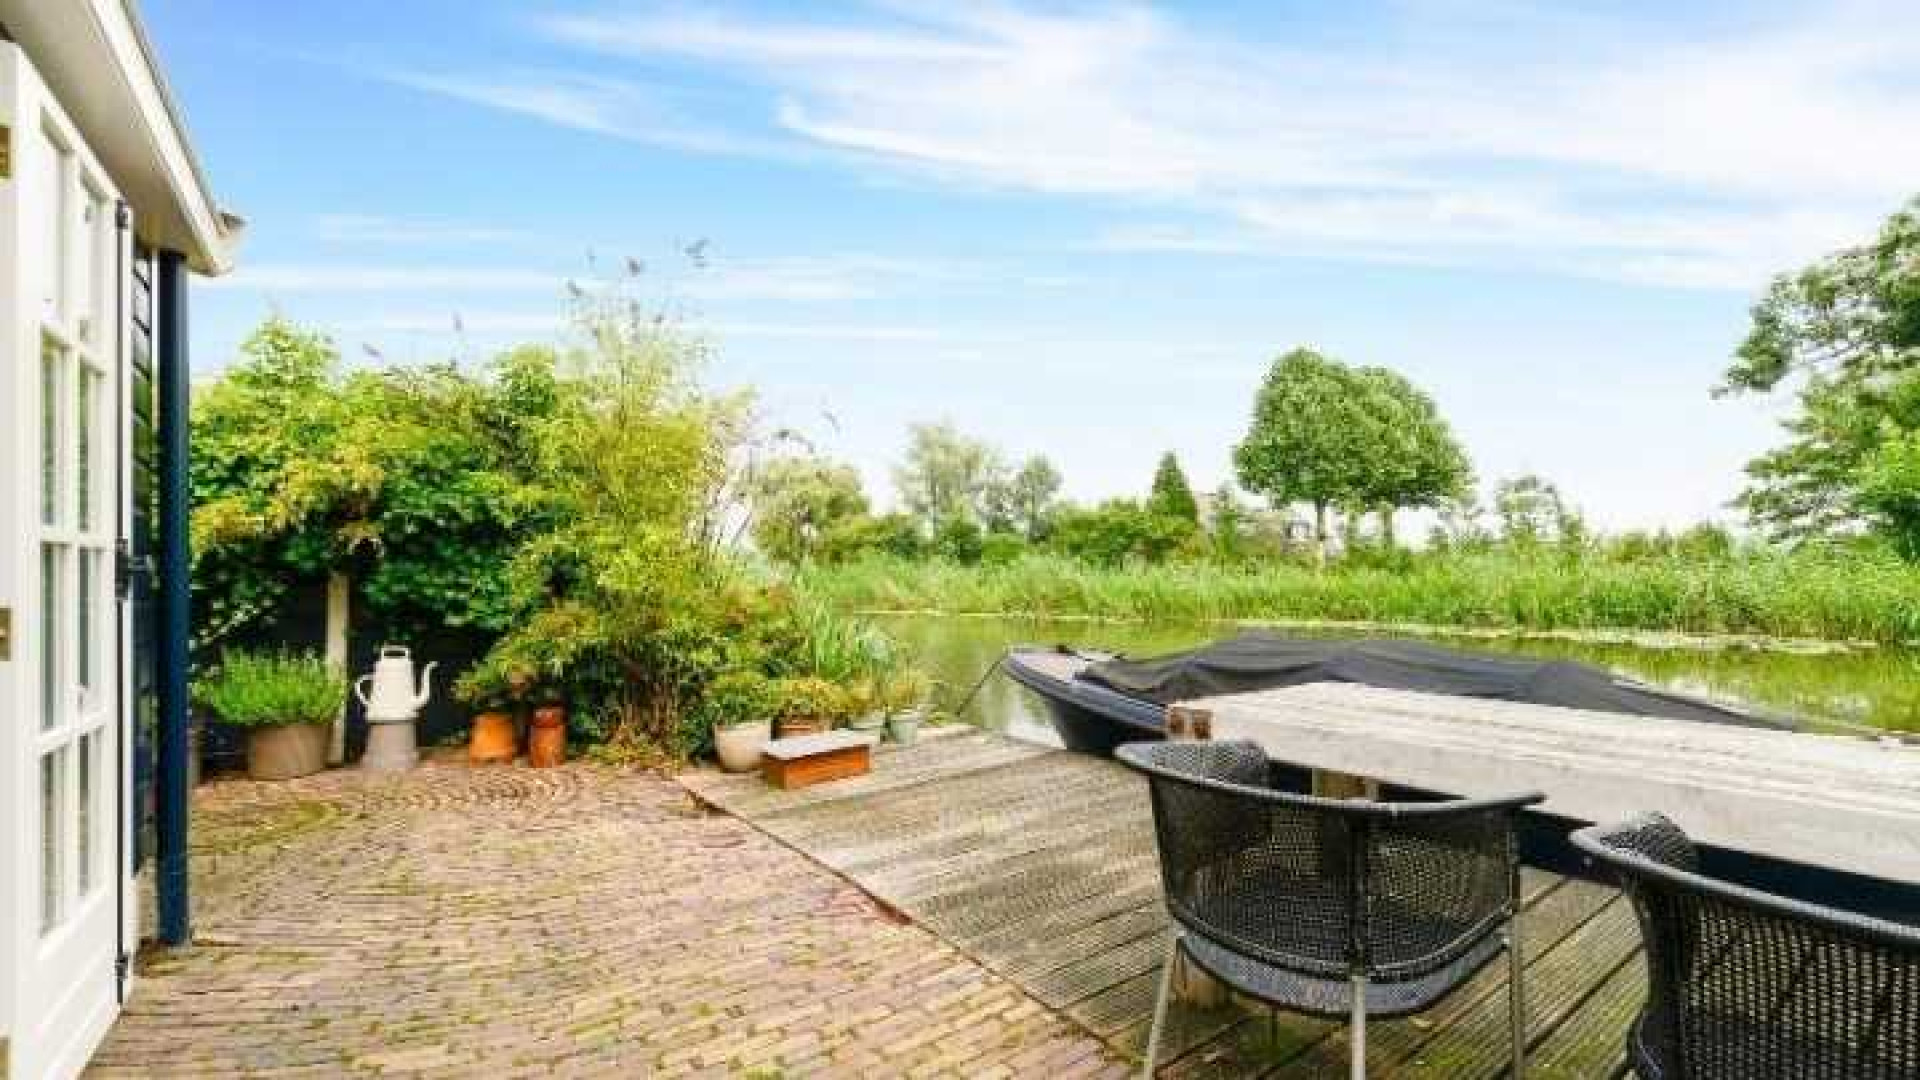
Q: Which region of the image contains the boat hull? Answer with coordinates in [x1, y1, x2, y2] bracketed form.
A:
[1003, 649, 1164, 756]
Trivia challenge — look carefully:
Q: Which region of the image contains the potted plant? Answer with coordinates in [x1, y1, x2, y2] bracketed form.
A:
[769, 676, 847, 739]
[844, 676, 888, 735]
[194, 650, 345, 781]
[704, 670, 775, 772]
[454, 657, 518, 765]
[528, 684, 568, 769]
[882, 669, 937, 746]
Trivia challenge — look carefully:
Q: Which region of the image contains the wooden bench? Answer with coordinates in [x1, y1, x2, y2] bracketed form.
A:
[761, 731, 878, 791]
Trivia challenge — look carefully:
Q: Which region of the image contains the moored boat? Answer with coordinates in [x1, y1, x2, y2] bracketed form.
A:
[1004, 631, 1788, 757]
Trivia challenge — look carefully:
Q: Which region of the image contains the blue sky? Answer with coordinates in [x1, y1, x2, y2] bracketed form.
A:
[147, 1, 1920, 531]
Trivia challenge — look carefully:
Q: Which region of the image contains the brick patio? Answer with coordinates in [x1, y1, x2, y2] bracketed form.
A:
[88, 753, 1128, 1078]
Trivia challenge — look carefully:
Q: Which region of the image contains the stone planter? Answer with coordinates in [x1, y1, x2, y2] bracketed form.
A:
[848, 713, 887, 735]
[714, 720, 771, 773]
[469, 710, 517, 765]
[360, 718, 419, 774]
[886, 709, 927, 747]
[245, 722, 330, 781]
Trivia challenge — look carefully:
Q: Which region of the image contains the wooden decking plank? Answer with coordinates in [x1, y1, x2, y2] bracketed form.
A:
[998, 902, 1168, 983]
[680, 730, 1645, 1074]
[685, 734, 1041, 816]
[1523, 953, 1643, 1080]
[1266, 876, 1615, 1079]
[883, 812, 1155, 908]
[835, 778, 1145, 886]
[1386, 896, 1642, 1079]
[750, 754, 1125, 859]
[917, 849, 1166, 937]
[738, 742, 1064, 825]
[1115, 1006, 1278, 1074]
[1028, 927, 1175, 1008]
[957, 876, 1164, 956]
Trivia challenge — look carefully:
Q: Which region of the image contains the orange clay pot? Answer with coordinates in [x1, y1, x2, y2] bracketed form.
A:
[468, 711, 518, 765]
[529, 705, 566, 768]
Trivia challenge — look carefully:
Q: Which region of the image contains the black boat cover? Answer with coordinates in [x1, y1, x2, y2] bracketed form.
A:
[1076, 632, 1788, 729]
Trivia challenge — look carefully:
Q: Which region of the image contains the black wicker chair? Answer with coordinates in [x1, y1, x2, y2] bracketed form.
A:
[1573, 813, 1920, 1079]
[1117, 740, 1543, 1079]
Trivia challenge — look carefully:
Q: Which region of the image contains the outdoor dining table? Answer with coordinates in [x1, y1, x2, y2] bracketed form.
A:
[1192, 681, 1920, 885]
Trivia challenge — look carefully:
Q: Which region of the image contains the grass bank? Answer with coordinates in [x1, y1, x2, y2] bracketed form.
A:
[796, 551, 1920, 645]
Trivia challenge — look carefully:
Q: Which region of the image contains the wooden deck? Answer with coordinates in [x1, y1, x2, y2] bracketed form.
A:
[680, 730, 1640, 1077]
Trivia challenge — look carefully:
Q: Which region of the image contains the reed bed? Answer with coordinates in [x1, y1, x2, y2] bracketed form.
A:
[796, 550, 1920, 645]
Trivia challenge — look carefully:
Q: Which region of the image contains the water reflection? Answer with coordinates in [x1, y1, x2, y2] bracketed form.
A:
[879, 615, 1920, 737]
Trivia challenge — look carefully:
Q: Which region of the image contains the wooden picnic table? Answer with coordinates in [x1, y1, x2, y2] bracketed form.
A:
[1198, 682, 1920, 884]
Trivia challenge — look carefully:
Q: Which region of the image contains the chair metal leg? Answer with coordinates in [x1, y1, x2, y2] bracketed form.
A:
[1507, 919, 1527, 1078]
[1350, 974, 1368, 1080]
[1142, 936, 1178, 1079]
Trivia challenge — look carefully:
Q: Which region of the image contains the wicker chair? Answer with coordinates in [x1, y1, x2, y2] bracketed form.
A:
[1117, 740, 1543, 1080]
[1574, 813, 1920, 1079]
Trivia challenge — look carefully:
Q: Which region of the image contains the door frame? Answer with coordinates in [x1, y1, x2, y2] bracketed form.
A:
[1, 40, 134, 1080]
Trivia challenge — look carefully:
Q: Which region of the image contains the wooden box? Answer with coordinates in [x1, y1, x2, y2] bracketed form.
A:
[761, 731, 877, 791]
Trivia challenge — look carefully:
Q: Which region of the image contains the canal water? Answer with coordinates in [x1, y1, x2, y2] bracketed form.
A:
[876, 614, 1920, 740]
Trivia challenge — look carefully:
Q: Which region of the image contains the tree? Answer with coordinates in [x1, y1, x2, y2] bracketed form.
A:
[1005, 456, 1063, 540]
[1207, 483, 1247, 561]
[892, 421, 1008, 528]
[1049, 499, 1192, 566]
[1148, 452, 1200, 526]
[1353, 367, 1473, 547]
[1233, 348, 1389, 565]
[1493, 474, 1583, 546]
[1721, 196, 1920, 551]
[193, 319, 542, 760]
[749, 457, 869, 564]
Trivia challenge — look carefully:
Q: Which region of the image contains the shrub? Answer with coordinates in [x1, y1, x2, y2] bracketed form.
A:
[195, 650, 344, 729]
[768, 676, 852, 726]
[683, 669, 778, 754]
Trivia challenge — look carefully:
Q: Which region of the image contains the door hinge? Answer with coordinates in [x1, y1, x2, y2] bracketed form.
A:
[117, 950, 133, 993]
[0, 607, 10, 660]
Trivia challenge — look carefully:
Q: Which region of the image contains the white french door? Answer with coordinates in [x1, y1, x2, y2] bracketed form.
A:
[3, 44, 130, 1080]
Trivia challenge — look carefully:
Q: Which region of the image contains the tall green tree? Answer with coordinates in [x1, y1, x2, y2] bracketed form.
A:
[891, 420, 1007, 528]
[749, 457, 869, 564]
[1721, 195, 1920, 552]
[1233, 348, 1387, 565]
[1353, 367, 1473, 547]
[1005, 455, 1063, 540]
[1493, 474, 1583, 545]
[1148, 451, 1200, 525]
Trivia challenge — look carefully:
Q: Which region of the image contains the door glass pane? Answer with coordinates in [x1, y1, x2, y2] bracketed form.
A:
[41, 750, 66, 934]
[78, 733, 97, 897]
[78, 550, 95, 699]
[78, 365, 98, 531]
[41, 545, 62, 731]
[41, 345, 61, 526]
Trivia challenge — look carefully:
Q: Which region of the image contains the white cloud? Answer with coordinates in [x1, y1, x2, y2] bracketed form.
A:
[506, 1, 1920, 290]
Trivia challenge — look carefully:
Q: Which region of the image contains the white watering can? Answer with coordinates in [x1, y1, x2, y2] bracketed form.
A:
[354, 645, 437, 724]
[355, 646, 436, 774]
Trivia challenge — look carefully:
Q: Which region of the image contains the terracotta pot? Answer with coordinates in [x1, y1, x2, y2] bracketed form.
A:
[528, 705, 566, 768]
[469, 710, 518, 765]
[774, 714, 830, 739]
[245, 722, 329, 781]
[714, 720, 771, 773]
